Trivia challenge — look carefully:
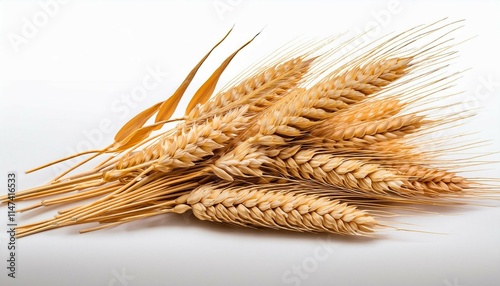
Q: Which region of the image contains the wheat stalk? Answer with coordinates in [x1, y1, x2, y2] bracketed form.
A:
[2, 20, 497, 239]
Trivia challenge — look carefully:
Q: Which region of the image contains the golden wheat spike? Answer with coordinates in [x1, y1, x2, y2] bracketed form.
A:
[174, 183, 377, 235]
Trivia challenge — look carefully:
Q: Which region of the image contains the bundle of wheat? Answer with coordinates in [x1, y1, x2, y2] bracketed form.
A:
[2, 20, 498, 238]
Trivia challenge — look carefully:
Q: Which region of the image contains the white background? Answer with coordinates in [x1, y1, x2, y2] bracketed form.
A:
[1, 1, 500, 285]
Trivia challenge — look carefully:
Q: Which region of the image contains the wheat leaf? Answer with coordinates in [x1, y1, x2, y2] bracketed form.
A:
[185, 31, 260, 115]
[114, 102, 163, 142]
[155, 27, 234, 123]
[111, 125, 160, 152]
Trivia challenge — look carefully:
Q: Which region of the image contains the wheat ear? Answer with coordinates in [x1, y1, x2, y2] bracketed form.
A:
[188, 57, 315, 119]
[303, 57, 412, 108]
[322, 98, 404, 125]
[315, 114, 425, 143]
[208, 144, 406, 196]
[173, 183, 377, 235]
[104, 105, 250, 180]
[397, 164, 469, 196]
